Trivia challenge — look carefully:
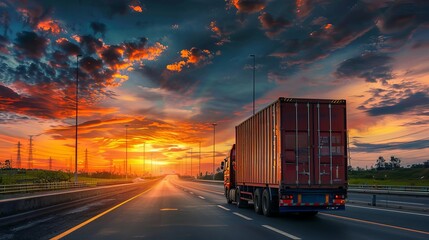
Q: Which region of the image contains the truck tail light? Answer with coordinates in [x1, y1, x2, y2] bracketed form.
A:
[281, 195, 294, 200]
[334, 194, 345, 199]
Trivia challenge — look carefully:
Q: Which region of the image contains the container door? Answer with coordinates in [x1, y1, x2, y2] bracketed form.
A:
[281, 101, 347, 187]
[313, 103, 346, 186]
[281, 102, 312, 186]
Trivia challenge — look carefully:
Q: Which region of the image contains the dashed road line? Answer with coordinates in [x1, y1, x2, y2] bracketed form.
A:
[233, 212, 252, 220]
[190, 192, 194, 195]
[262, 225, 301, 240]
[217, 205, 230, 211]
[198, 196, 205, 199]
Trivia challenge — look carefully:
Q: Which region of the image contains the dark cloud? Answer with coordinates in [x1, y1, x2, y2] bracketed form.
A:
[401, 119, 429, 126]
[79, 35, 104, 55]
[56, 38, 81, 56]
[335, 53, 393, 83]
[101, 45, 125, 69]
[14, 31, 49, 59]
[352, 138, 429, 152]
[90, 22, 107, 37]
[0, 112, 31, 124]
[229, 0, 267, 14]
[376, 1, 429, 50]
[273, 2, 380, 67]
[258, 12, 290, 38]
[364, 92, 429, 116]
[0, 34, 9, 54]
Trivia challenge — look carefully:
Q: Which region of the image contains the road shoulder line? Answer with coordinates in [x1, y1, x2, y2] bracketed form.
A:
[50, 187, 153, 240]
[262, 225, 301, 240]
[217, 205, 230, 211]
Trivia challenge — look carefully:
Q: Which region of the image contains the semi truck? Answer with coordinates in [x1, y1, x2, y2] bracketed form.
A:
[222, 97, 347, 216]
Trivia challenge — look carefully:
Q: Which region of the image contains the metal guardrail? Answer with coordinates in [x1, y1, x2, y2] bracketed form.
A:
[0, 182, 88, 194]
[194, 180, 429, 193]
[348, 184, 429, 192]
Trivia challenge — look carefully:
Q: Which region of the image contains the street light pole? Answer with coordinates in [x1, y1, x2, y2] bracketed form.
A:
[212, 123, 217, 180]
[75, 54, 81, 184]
[250, 54, 255, 115]
[199, 141, 201, 179]
[125, 124, 129, 180]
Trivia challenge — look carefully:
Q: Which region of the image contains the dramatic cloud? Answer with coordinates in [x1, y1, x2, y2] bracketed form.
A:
[37, 19, 62, 34]
[167, 47, 213, 72]
[273, 2, 380, 66]
[209, 21, 230, 46]
[0, 34, 9, 54]
[353, 139, 429, 153]
[90, 22, 107, 37]
[335, 53, 393, 83]
[229, 0, 266, 14]
[14, 31, 49, 59]
[56, 38, 81, 56]
[365, 92, 429, 116]
[376, 1, 429, 49]
[259, 12, 290, 38]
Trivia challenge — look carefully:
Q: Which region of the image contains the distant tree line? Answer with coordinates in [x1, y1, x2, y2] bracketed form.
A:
[375, 156, 401, 170]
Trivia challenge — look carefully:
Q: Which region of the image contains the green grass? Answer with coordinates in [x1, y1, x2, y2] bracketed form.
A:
[348, 168, 429, 186]
[0, 169, 131, 185]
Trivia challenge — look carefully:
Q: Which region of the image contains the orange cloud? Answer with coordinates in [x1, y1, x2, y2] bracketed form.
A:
[167, 47, 213, 72]
[37, 19, 61, 34]
[127, 42, 167, 62]
[209, 21, 230, 45]
[130, 5, 143, 12]
[230, 0, 266, 14]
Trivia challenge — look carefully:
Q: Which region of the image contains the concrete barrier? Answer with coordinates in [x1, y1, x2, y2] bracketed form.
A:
[0, 180, 157, 218]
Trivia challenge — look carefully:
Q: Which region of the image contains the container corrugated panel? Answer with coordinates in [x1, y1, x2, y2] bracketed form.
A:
[235, 97, 347, 189]
[280, 98, 347, 188]
[236, 100, 281, 186]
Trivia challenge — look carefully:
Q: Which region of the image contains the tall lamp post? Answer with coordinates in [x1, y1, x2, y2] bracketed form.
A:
[125, 124, 129, 180]
[75, 54, 81, 184]
[212, 123, 217, 180]
[250, 54, 256, 115]
[198, 141, 201, 179]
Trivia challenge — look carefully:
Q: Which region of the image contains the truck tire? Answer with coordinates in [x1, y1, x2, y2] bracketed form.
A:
[236, 188, 248, 208]
[225, 188, 232, 204]
[262, 189, 274, 217]
[253, 189, 262, 214]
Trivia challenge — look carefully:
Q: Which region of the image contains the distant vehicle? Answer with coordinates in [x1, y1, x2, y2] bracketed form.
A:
[221, 97, 347, 216]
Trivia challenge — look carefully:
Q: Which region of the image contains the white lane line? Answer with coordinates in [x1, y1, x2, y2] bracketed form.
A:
[262, 225, 301, 240]
[190, 192, 194, 195]
[347, 204, 429, 217]
[233, 212, 252, 220]
[217, 205, 230, 211]
[377, 200, 425, 206]
[198, 196, 205, 199]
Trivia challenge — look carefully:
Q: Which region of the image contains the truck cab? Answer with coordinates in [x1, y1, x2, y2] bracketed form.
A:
[222, 144, 236, 203]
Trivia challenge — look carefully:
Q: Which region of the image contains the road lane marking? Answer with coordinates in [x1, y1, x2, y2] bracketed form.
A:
[377, 200, 425, 206]
[50, 187, 153, 240]
[217, 205, 230, 211]
[172, 181, 223, 195]
[190, 192, 194, 194]
[262, 225, 301, 240]
[347, 204, 429, 217]
[233, 212, 252, 220]
[160, 208, 178, 211]
[198, 196, 205, 199]
[320, 213, 429, 236]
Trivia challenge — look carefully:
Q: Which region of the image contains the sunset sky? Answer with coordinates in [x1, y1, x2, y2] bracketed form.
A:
[0, 0, 428, 175]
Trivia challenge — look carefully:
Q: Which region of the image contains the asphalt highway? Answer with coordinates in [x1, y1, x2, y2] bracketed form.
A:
[49, 175, 428, 240]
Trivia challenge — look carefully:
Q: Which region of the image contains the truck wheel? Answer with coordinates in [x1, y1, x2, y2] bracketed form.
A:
[236, 188, 247, 208]
[262, 189, 274, 217]
[225, 188, 232, 204]
[253, 189, 262, 214]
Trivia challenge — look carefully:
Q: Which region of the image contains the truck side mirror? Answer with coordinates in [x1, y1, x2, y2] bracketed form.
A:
[220, 161, 225, 170]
